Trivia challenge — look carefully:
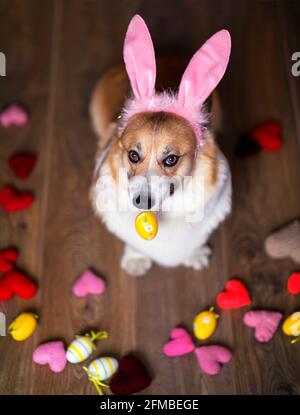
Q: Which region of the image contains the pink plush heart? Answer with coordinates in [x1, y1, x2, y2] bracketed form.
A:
[0, 104, 28, 127]
[194, 346, 232, 375]
[163, 327, 195, 357]
[32, 341, 67, 373]
[243, 310, 282, 343]
[72, 269, 106, 298]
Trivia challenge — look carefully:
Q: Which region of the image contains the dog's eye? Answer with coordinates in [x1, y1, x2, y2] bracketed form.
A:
[163, 154, 179, 167]
[128, 150, 140, 164]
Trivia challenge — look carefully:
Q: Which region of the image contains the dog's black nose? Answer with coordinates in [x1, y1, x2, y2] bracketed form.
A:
[146, 196, 155, 210]
[133, 194, 155, 210]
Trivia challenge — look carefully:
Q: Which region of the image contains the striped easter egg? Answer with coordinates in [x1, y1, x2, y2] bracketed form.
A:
[87, 357, 119, 381]
[66, 335, 95, 363]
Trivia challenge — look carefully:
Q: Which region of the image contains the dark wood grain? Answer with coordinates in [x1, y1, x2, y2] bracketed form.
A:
[0, 0, 54, 394]
[220, 0, 300, 395]
[278, 0, 300, 154]
[0, 0, 300, 395]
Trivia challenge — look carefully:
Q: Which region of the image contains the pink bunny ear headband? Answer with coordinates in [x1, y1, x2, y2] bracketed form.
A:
[118, 15, 231, 147]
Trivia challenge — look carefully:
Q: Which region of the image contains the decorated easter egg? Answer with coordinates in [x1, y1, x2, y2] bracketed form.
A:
[282, 312, 300, 337]
[66, 330, 108, 363]
[135, 212, 158, 240]
[9, 312, 38, 341]
[193, 307, 219, 340]
[87, 357, 119, 381]
[66, 335, 95, 363]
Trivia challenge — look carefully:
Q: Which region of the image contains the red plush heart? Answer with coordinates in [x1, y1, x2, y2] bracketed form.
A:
[9, 153, 37, 179]
[250, 122, 282, 151]
[0, 248, 18, 273]
[287, 272, 300, 295]
[110, 355, 152, 395]
[0, 186, 34, 212]
[0, 270, 38, 301]
[217, 279, 251, 310]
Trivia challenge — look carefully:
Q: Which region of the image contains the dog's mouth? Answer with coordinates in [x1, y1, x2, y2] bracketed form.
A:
[169, 183, 175, 196]
[128, 173, 182, 212]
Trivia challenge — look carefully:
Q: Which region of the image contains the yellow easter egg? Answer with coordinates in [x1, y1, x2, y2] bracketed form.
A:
[9, 312, 38, 341]
[282, 312, 300, 337]
[135, 212, 158, 240]
[193, 307, 219, 340]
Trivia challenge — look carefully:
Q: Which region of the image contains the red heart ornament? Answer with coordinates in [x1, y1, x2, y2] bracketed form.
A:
[0, 187, 14, 206]
[0, 186, 34, 212]
[217, 279, 251, 310]
[9, 153, 37, 179]
[110, 355, 152, 395]
[0, 248, 18, 273]
[250, 122, 282, 151]
[0, 270, 38, 301]
[163, 327, 195, 357]
[287, 272, 300, 295]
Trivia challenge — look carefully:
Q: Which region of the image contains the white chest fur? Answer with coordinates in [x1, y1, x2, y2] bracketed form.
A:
[92, 152, 231, 268]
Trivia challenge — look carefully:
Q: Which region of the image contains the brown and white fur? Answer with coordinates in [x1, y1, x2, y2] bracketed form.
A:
[89, 59, 232, 276]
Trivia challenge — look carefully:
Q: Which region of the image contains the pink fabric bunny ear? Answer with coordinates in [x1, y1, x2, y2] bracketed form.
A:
[123, 15, 156, 99]
[178, 30, 231, 108]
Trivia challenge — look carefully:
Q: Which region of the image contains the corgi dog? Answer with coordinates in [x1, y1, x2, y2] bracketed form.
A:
[90, 15, 232, 276]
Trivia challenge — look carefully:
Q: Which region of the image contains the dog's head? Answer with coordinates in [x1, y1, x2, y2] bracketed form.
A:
[117, 15, 231, 211]
[119, 110, 198, 210]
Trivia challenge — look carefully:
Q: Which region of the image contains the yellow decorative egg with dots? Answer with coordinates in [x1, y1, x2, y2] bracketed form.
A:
[135, 212, 158, 240]
[9, 312, 38, 341]
[193, 307, 219, 340]
[282, 312, 300, 341]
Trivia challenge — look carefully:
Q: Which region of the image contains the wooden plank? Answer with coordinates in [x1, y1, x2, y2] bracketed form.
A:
[217, 0, 300, 394]
[29, 0, 300, 395]
[31, 0, 142, 395]
[134, 0, 300, 395]
[277, 0, 300, 153]
[0, 0, 54, 394]
[1, 0, 300, 395]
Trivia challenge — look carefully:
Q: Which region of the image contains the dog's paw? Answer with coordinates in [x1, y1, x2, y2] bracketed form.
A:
[121, 248, 152, 277]
[183, 245, 211, 271]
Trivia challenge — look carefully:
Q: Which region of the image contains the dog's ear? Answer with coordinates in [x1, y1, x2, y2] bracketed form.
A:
[123, 15, 156, 99]
[177, 30, 231, 108]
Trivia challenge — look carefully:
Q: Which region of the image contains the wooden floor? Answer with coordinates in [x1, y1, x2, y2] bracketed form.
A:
[0, 0, 300, 395]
